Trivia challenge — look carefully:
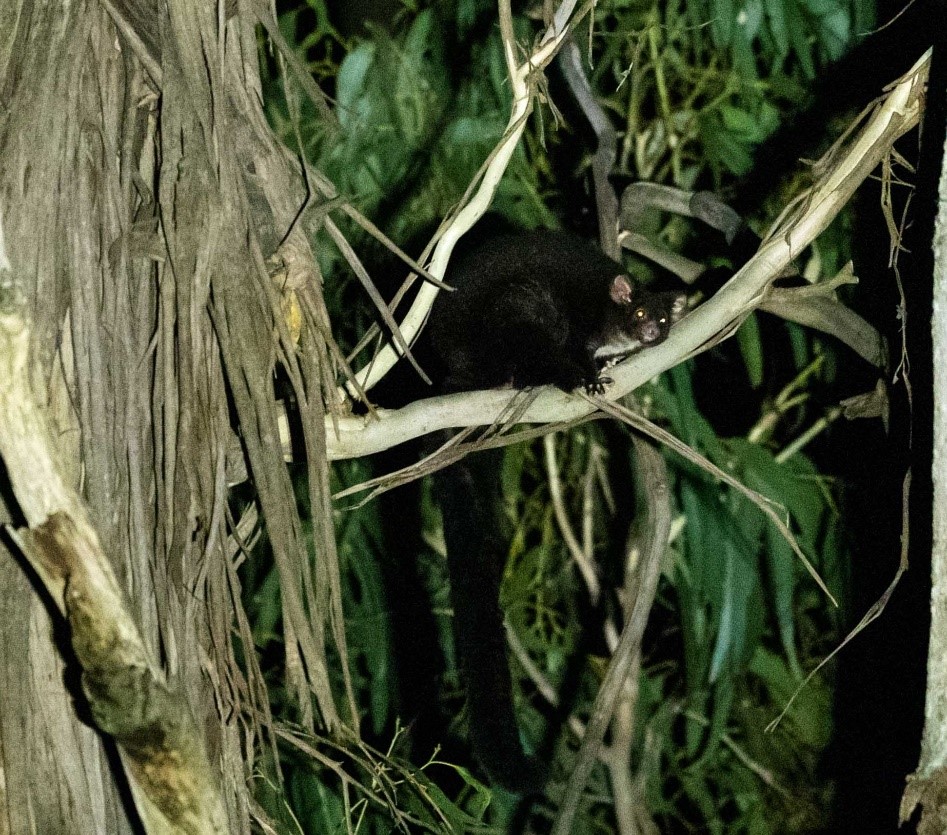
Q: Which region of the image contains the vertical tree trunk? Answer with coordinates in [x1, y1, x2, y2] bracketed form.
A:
[0, 0, 343, 830]
[0, 4, 169, 828]
[902, 69, 947, 835]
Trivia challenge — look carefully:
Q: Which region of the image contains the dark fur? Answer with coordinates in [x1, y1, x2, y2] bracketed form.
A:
[430, 230, 684, 393]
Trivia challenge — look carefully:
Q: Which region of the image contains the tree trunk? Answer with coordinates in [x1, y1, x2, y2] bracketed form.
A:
[0, 1, 346, 830]
[902, 56, 947, 835]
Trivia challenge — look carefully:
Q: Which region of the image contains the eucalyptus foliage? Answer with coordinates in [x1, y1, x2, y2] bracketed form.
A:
[242, 0, 873, 831]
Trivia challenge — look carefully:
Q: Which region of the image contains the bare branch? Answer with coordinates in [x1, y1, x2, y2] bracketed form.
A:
[325, 50, 928, 459]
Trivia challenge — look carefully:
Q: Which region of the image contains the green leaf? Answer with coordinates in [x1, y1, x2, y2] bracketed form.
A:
[735, 439, 826, 549]
[701, 116, 756, 175]
[719, 104, 762, 136]
[335, 43, 375, 127]
[708, 538, 758, 682]
[765, 0, 791, 57]
[749, 648, 832, 748]
[740, 0, 765, 41]
[737, 311, 765, 388]
[786, 0, 817, 76]
[764, 523, 802, 673]
[710, 0, 736, 46]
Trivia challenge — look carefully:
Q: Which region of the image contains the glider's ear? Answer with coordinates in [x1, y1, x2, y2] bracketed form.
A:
[609, 274, 634, 304]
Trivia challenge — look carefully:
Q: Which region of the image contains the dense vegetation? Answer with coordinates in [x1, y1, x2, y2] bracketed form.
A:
[238, 1, 912, 831]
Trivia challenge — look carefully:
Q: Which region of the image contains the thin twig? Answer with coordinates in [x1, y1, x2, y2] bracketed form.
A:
[544, 433, 600, 601]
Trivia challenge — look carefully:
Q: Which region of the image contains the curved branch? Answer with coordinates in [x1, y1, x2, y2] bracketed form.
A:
[551, 434, 669, 835]
[326, 49, 928, 459]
